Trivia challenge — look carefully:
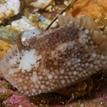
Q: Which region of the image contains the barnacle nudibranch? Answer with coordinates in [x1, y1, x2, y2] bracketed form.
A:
[0, 17, 107, 96]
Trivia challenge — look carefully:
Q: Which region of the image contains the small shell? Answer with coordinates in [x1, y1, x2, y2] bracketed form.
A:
[0, 0, 20, 23]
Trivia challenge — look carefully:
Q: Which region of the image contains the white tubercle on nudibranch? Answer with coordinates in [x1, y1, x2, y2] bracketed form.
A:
[19, 50, 37, 72]
[0, 19, 107, 96]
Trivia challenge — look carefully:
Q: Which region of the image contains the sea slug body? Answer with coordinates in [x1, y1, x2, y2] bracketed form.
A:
[0, 18, 107, 96]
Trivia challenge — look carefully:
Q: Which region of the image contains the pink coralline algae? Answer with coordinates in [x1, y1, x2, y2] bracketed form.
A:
[0, 88, 7, 93]
[3, 95, 35, 107]
[0, 18, 107, 96]
[8, 95, 21, 105]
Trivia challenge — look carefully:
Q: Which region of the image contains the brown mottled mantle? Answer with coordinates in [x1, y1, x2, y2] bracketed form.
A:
[0, 18, 107, 97]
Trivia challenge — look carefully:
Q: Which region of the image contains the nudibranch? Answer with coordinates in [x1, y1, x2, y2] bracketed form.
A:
[0, 17, 107, 96]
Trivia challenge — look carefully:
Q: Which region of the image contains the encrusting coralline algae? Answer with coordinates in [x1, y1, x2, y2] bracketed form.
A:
[0, 17, 107, 96]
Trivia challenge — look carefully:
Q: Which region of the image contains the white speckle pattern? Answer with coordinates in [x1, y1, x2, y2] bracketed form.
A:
[47, 74, 53, 80]
[31, 74, 38, 83]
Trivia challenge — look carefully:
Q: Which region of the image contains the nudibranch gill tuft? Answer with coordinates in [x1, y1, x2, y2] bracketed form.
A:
[0, 19, 107, 96]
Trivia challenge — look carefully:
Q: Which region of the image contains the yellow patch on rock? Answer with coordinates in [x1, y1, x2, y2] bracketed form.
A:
[69, 0, 107, 19]
[0, 40, 12, 59]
